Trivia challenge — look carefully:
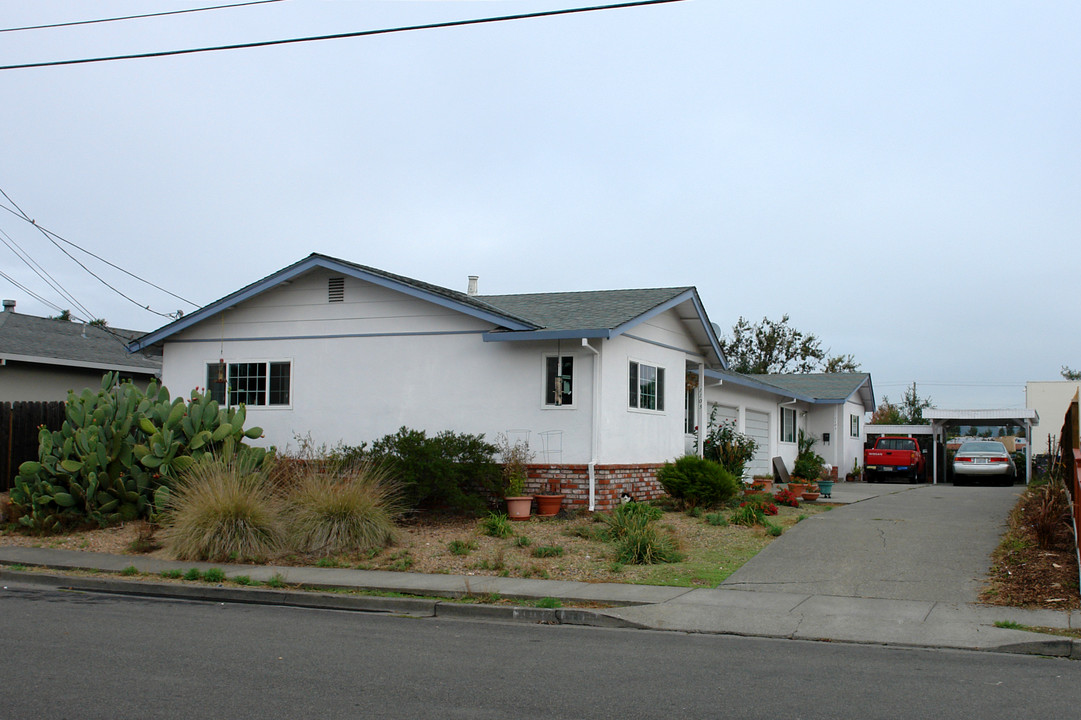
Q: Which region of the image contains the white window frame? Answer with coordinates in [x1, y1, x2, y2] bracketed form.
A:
[629, 359, 666, 413]
[780, 407, 796, 443]
[542, 354, 575, 409]
[207, 359, 293, 409]
[850, 414, 860, 438]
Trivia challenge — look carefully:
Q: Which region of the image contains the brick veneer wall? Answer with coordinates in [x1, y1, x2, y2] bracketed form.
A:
[524, 463, 666, 511]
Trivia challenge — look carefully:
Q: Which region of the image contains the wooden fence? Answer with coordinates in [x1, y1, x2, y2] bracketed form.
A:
[0, 402, 66, 492]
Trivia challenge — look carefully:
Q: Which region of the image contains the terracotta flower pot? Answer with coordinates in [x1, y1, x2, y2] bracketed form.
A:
[505, 496, 533, 521]
[787, 483, 807, 499]
[801, 491, 820, 501]
[534, 494, 565, 517]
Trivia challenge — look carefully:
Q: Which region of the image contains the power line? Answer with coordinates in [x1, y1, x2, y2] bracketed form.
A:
[0, 188, 186, 319]
[0, 201, 198, 308]
[0, 224, 97, 321]
[0, 267, 66, 314]
[0, 0, 685, 71]
[0, 0, 284, 34]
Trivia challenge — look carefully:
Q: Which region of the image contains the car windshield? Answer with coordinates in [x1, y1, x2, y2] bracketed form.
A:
[878, 438, 917, 451]
[957, 441, 1007, 455]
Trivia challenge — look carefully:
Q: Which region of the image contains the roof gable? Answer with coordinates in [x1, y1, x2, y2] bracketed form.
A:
[128, 253, 538, 351]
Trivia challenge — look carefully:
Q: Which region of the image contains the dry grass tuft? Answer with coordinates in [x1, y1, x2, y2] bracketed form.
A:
[283, 461, 402, 556]
[162, 456, 285, 562]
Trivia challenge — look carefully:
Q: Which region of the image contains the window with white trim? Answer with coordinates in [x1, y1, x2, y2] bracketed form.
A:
[850, 414, 860, 437]
[780, 407, 796, 443]
[544, 355, 573, 406]
[685, 387, 696, 433]
[629, 361, 665, 411]
[206, 361, 291, 407]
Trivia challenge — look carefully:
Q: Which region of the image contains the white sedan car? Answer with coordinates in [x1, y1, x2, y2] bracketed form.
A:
[952, 440, 1016, 486]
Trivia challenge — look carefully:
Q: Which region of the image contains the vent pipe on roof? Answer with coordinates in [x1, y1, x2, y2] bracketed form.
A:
[2, 299, 14, 313]
[467, 276, 478, 296]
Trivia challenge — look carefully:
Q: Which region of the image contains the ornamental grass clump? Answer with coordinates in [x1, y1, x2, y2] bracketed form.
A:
[163, 455, 285, 562]
[284, 461, 402, 556]
[599, 502, 682, 564]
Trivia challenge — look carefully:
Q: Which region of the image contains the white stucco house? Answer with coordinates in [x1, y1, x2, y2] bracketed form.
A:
[1025, 380, 1080, 456]
[128, 254, 874, 509]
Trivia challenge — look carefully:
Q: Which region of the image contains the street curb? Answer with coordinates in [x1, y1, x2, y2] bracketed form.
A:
[0, 569, 645, 630]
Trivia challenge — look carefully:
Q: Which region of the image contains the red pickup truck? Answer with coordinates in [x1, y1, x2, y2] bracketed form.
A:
[864, 436, 926, 482]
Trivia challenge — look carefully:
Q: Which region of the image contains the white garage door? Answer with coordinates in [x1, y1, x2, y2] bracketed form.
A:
[745, 410, 771, 477]
[710, 404, 738, 428]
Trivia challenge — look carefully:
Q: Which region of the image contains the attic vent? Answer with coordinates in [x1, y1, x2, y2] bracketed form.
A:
[328, 277, 344, 303]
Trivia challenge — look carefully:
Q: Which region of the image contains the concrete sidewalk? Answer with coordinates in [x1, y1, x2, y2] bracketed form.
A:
[2, 542, 1079, 659]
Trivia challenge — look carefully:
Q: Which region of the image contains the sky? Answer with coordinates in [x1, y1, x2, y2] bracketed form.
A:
[1, 0, 1078, 412]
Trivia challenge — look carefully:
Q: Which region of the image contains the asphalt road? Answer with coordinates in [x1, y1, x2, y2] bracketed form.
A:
[722, 484, 1019, 602]
[2, 583, 1079, 719]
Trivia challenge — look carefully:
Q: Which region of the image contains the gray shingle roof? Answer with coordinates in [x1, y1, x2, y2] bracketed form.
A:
[478, 287, 693, 331]
[754, 373, 872, 403]
[0, 311, 161, 372]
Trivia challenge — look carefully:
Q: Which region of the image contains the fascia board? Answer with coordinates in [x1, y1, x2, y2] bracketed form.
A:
[129, 255, 535, 352]
[483, 328, 612, 342]
[0, 352, 160, 375]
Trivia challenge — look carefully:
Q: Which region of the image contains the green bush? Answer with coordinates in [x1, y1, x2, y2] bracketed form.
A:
[10, 371, 269, 533]
[615, 522, 683, 565]
[283, 461, 401, 555]
[447, 539, 475, 556]
[656, 456, 739, 509]
[480, 512, 514, 539]
[162, 455, 285, 562]
[366, 427, 500, 513]
[701, 407, 759, 477]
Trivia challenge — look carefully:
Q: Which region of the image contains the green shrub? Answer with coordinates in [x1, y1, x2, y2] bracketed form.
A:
[536, 597, 562, 609]
[656, 456, 739, 509]
[283, 461, 401, 555]
[183, 567, 202, 581]
[232, 575, 253, 586]
[480, 512, 514, 539]
[161, 569, 183, 580]
[265, 573, 286, 588]
[701, 407, 759, 477]
[531, 545, 564, 558]
[766, 523, 783, 537]
[615, 522, 683, 564]
[514, 535, 532, 547]
[367, 427, 500, 513]
[730, 503, 766, 527]
[705, 512, 728, 526]
[119, 565, 139, 577]
[203, 568, 226, 583]
[447, 539, 476, 556]
[162, 455, 285, 562]
[10, 371, 270, 533]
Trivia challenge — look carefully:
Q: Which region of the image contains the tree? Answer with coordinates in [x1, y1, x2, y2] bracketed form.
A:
[50, 309, 72, 321]
[899, 382, 933, 425]
[720, 315, 859, 375]
[1062, 366, 1081, 381]
[871, 397, 903, 424]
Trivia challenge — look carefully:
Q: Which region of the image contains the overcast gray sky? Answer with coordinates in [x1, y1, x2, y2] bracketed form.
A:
[1, 0, 1078, 411]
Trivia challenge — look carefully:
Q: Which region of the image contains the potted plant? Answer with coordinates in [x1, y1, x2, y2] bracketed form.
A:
[801, 482, 821, 502]
[845, 459, 862, 483]
[751, 474, 774, 493]
[534, 476, 565, 517]
[790, 430, 825, 499]
[498, 434, 534, 521]
[817, 467, 835, 498]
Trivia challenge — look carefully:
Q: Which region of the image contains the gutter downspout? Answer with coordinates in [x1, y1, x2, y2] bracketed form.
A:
[582, 338, 600, 511]
[698, 365, 708, 458]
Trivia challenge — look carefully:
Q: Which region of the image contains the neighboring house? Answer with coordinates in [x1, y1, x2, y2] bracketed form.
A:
[1025, 381, 1081, 456]
[0, 300, 161, 401]
[128, 253, 873, 510]
[698, 371, 875, 480]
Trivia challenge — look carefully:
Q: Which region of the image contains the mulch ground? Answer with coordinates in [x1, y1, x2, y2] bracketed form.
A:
[980, 484, 1080, 610]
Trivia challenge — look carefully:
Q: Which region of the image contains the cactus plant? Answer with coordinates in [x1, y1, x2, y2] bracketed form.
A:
[9, 371, 270, 532]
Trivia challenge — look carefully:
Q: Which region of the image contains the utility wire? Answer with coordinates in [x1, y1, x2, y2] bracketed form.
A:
[0, 0, 684, 71]
[0, 188, 183, 319]
[0, 201, 198, 308]
[0, 0, 284, 34]
[0, 224, 96, 320]
[0, 267, 66, 314]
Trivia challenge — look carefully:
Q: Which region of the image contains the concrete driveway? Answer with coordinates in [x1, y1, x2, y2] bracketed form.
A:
[721, 483, 1022, 603]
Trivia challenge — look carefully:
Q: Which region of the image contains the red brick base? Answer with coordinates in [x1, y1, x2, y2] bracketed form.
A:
[524, 463, 665, 511]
